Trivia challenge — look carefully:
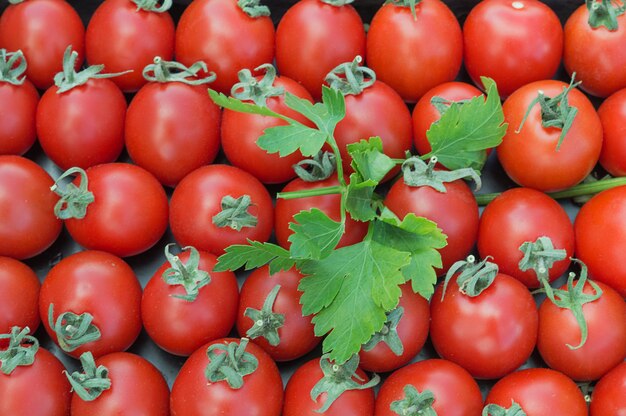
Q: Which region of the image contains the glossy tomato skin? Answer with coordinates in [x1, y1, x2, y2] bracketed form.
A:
[575, 185, 626, 297]
[0, 257, 40, 334]
[564, 3, 626, 97]
[0, 78, 38, 155]
[85, 0, 175, 92]
[175, 0, 275, 95]
[170, 164, 273, 255]
[275, 176, 368, 250]
[385, 175, 479, 274]
[221, 75, 313, 184]
[478, 188, 574, 288]
[0, 155, 62, 259]
[430, 273, 538, 379]
[0, 0, 84, 90]
[275, 0, 365, 101]
[170, 338, 283, 416]
[463, 0, 563, 98]
[125, 81, 221, 187]
[538, 280, 626, 381]
[598, 87, 626, 176]
[64, 163, 169, 257]
[498, 79, 603, 192]
[36, 78, 126, 170]
[236, 266, 319, 362]
[39, 250, 143, 359]
[375, 359, 483, 416]
[590, 361, 626, 415]
[283, 358, 375, 416]
[358, 283, 429, 373]
[412, 81, 483, 156]
[366, 0, 462, 102]
[70, 352, 170, 416]
[142, 249, 239, 356]
[485, 368, 588, 416]
[0, 345, 71, 416]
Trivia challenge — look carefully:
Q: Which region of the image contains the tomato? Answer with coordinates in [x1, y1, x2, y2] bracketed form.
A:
[274, 176, 368, 250]
[375, 359, 483, 416]
[358, 283, 429, 373]
[497, 79, 603, 192]
[430, 272, 538, 379]
[597, 87, 626, 176]
[36, 77, 127, 170]
[176, 0, 275, 95]
[590, 361, 626, 415]
[385, 174, 479, 274]
[0, 155, 62, 259]
[366, 0, 462, 102]
[485, 368, 588, 416]
[69, 352, 170, 416]
[564, 2, 626, 97]
[275, 0, 365, 101]
[0, 257, 40, 334]
[85, 0, 175, 92]
[463, 0, 563, 98]
[142, 246, 239, 356]
[478, 187, 574, 288]
[575, 185, 626, 297]
[236, 266, 319, 362]
[170, 338, 283, 416]
[58, 163, 169, 257]
[39, 250, 143, 359]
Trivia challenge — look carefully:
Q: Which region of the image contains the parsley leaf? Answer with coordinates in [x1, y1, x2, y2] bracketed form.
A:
[288, 209, 344, 260]
[214, 241, 295, 275]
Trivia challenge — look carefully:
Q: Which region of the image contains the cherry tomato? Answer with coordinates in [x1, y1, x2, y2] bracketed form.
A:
[0, 257, 40, 334]
[597, 87, 626, 176]
[590, 361, 626, 416]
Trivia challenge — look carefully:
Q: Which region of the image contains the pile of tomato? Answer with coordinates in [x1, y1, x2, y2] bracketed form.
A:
[1, 0, 626, 415]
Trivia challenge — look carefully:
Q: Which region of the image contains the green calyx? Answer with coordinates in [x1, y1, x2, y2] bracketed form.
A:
[519, 236, 567, 297]
[319, 0, 355, 6]
[586, 0, 626, 30]
[386, 0, 423, 19]
[162, 244, 211, 302]
[231, 63, 284, 107]
[441, 255, 499, 300]
[50, 167, 95, 220]
[325, 56, 376, 96]
[0, 49, 27, 85]
[516, 74, 581, 151]
[65, 352, 111, 401]
[483, 401, 527, 416]
[244, 284, 285, 346]
[237, 0, 270, 17]
[293, 151, 337, 182]
[0, 327, 39, 375]
[390, 385, 437, 416]
[131, 0, 172, 12]
[205, 338, 259, 389]
[311, 354, 380, 413]
[212, 195, 258, 231]
[402, 156, 482, 193]
[48, 304, 102, 353]
[142, 57, 216, 85]
[362, 306, 404, 356]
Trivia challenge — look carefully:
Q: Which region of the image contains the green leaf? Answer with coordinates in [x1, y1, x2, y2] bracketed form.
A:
[257, 124, 328, 157]
[426, 76, 507, 171]
[346, 136, 396, 183]
[209, 89, 284, 118]
[284, 86, 345, 138]
[345, 175, 379, 222]
[214, 241, 295, 275]
[288, 209, 344, 260]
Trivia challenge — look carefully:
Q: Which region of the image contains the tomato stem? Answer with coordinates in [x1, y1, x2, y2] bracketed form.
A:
[277, 185, 343, 200]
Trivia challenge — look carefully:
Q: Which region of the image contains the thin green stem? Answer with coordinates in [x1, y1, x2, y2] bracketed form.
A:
[277, 185, 342, 200]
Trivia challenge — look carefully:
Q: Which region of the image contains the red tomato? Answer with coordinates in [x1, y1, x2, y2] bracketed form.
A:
[70, 352, 170, 416]
[463, 0, 563, 98]
[478, 187, 574, 288]
[236, 266, 319, 362]
[597, 87, 626, 176]
[39, 250, 143, 359]
[125, 78, 221, 187]
[170, 338, 283, 416]
[36, 78, 127, 170]
[375, 359, 483, 416]
[430, 273, 538, 379]
[575, 185, 626, 297]
[0, 257, 40, 334]
[170, 164, 274, 255]
[485, 368, 588, 416]
[497, 79, 603, 192]
[176, 0, 275, 94]
[0, 155, 62, 259]
[275, 0, 365, 101]
[358, 283, 429, 373]
[590, 361, 626, 415]
[366, 0, 462, 102]
[85, 0, 175, 92]
[142, 247, 239, 356]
